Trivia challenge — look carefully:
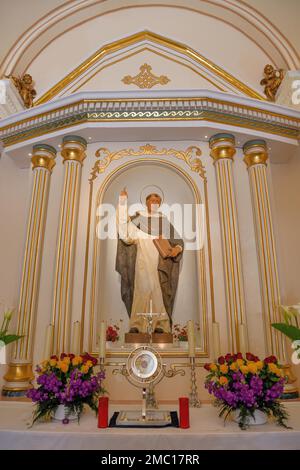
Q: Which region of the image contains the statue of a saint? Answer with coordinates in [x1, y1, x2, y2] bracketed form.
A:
[116, 189, 184, 334]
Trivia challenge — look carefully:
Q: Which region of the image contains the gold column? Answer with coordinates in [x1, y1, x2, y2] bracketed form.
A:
[210, 133, 247, 353]
[243, 140, 285, 361]
[3, 144, 56, 395]
[52, 135, 87, 355]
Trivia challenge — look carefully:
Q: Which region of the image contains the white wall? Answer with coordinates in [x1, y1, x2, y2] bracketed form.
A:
[0, 151, 30, 388]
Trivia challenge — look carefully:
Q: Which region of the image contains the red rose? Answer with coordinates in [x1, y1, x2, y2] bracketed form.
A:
[225, 353, 232, 362]
[246, 352, 255, 361]
[218, 356, 225, 365]
[233, 354, 238, 361]
[68, 353, 75, 360]
[50, 355, 58, 361]
[264, 355, 277, 364]
[236, 352, 243, 360]
[60, 353, 67, 360]
[204, 363, 211, 371]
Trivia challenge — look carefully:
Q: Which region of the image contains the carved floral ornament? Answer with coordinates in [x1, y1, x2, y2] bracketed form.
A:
[89, 144, 205, 182]
[122, 63, 170, 89]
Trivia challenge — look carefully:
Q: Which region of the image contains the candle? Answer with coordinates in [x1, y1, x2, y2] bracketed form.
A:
[99, 321, 106, 359]
[212, 322, 221, 361]
[238, 323, 248, 355]
[149, 297, 153, 314]
[187, 320, 195, 358]
[71, 321, 80, 354]
[179, 397, 190, 428]
[98, 396, 109, 428]
[43, 324, 53, 360]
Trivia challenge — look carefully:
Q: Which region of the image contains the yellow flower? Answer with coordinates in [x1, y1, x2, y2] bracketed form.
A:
[256, 361, 264, 371]
[247, 362, 258, 374]
[240, 365, 249, 375]
[81, 365, 89, 374]
[209, 363, 218, 372]
[219, 376, 228, 385]
[49, 359, 57, 367]
[62, 356, 70, 364]
[41, 360, 49, 369]
[220, 364, 228, 374]
[236, 359, 244, 367]
[72, 356, 83, 366]
[86, 360, 93, 369]
[230, 362, 238, 371]
[268, 363, 281, 376]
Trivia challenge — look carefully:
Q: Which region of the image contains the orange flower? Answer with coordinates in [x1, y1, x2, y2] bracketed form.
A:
[256, 361, 264, 370]
[230, 362, 238, 371]
[209, 363, 218, 372]
[72, 356, 83, 366]
[57, 361, 69, 373]
[86, 360, 93, 369]
[236, 359, 244, 367]
[220, 364, 228, 374]
[219, 376, 228, 385]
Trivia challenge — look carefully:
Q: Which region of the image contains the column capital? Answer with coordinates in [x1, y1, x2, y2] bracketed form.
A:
[209, 133, 236, 162]
[31, 143, 57, 172]
[243, 139, 268, 168]
[61, 135, 87, 165]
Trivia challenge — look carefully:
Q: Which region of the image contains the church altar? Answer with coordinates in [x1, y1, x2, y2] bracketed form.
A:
[1, 400, 300, 450]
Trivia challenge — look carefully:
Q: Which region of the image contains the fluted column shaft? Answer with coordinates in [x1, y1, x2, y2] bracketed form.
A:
[3, 144, 56, 395]
[210, 134, 246, 353]
[52, 135, 87, 355]
[243, 140, 285, 361]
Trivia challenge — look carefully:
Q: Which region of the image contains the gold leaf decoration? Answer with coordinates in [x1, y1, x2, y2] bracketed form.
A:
[90, 144, 205, 182]
[122, 63, 170, 89]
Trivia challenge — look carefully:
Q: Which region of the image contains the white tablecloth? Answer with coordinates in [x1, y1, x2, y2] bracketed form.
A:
[0, 401, 300, 450]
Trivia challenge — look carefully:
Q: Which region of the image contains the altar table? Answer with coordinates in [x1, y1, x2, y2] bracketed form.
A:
[0, 401, 300, 450]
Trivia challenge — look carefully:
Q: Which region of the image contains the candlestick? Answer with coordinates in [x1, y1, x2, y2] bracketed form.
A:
[43, 324, 53, 360]
[99, 321, 106, 359]
[187, 320, 195, 358]
[189, 357, 201, 407]
[212, 322, 221, 360]
[71, 321, 80, 354]
[238, 323, 248, 354]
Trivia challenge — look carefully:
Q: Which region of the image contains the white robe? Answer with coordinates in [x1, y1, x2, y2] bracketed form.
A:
[117, 206, 170, 333]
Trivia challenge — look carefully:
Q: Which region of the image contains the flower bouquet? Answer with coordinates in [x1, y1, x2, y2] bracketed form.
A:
[106, 324, 120, 342]
[27, 353, 105, 425]
[204, 352, 289, 430]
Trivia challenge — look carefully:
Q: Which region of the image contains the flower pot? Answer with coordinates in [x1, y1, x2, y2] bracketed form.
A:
[232, 409, 267, 426]
[53, 404, 78, 421]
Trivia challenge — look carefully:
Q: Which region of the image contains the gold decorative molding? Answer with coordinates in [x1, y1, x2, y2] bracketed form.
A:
[260, 64, 284, 101]
[209, 133, 236, 162]
[61, 135, 87, 165]
[31, 155, 56, 172]
[243, 139, 268, 168]
[122, 63, 170, 89]
[34, 31, 264, 105]
[90, 144, 205, 182]
[6, 73, 36, 108]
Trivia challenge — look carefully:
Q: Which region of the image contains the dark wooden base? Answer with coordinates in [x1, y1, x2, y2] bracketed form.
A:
[125, 332, 173, 344]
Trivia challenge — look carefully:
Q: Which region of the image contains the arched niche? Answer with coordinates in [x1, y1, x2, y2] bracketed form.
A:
[86, 157, 214, 357]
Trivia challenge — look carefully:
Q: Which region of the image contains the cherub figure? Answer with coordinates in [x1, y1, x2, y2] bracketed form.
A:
[260, 64, 284, 101]
[7, 73, 36, 108]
